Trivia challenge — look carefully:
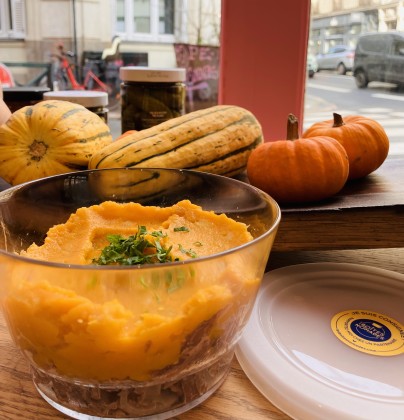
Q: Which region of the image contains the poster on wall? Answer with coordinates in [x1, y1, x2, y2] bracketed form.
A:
[174, 43, 220, 113]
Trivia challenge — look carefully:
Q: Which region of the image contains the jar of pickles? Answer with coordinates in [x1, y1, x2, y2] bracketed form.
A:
[120, 67, 186, 132]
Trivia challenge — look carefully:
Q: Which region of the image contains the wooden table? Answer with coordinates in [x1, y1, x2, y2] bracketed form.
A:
[1, 155, 404, 419]
[273, 155, 404, 251]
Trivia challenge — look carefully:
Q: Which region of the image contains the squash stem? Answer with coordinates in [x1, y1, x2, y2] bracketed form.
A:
[333, 113, 345, 127]
[287, 114, 299, 140]
[29, 140, 48, 161]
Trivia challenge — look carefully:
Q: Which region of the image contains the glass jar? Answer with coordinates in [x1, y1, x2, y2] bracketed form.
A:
[120, 66, 186, 132]
[43, 90, 109, 123]
[3, 87, 50, 113]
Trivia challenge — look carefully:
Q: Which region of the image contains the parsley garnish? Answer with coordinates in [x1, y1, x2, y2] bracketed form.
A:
[178, 244, 198, 258]
[174, 226, 189, 232]
[165, 270, 186, 293]
[139, 268, 191, 297]
[93, 226, 175, 266]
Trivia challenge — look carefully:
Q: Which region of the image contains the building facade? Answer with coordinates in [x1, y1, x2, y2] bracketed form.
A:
[0, 0, 221, 74]
[310, 0, 404, 54]
[3, 1, 403, 83]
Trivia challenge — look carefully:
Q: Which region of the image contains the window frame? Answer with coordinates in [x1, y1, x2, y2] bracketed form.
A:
[114, 0, 178, 43]
[0, 0, 26, 40]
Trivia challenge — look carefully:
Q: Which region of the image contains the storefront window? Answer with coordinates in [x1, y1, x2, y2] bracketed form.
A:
[349, 23, 361, 34]
[328, 26, 346, 35]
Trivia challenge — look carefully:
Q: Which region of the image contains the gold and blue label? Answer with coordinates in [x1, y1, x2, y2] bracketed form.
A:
[331, 310, 404, 356]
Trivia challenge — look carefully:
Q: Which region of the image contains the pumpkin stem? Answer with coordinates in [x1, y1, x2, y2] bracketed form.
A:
[286, 113, 300, 140]
[333, 113, 345, 128]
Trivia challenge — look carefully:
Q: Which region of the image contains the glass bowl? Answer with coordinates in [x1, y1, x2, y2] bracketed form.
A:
[0, 168, 280, 420]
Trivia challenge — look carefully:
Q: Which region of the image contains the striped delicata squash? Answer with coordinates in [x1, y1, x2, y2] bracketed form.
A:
[0, 100, 113, 185]
[89, 105, 263, 177]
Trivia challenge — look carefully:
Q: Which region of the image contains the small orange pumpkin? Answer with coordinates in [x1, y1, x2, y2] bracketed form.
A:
[115, 130, 137, 141]
[303, 113, 389, 180]
[247, 114, 349, 204]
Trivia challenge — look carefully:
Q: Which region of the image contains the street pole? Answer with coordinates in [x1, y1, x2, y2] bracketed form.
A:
[72, 0, 80, 81]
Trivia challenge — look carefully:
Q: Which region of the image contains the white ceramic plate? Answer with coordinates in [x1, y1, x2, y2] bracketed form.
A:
[236, 263, 404, 420]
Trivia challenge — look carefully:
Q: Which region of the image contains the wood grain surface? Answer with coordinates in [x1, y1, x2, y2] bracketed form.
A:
[272, 155, 404, 251]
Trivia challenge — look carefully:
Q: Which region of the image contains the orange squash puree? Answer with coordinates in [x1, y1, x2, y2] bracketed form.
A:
[21, 200, 252, 264]
[5, 200, 258, 381]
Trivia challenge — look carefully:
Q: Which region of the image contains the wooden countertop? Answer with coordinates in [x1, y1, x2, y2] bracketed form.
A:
[273, 155, 404, 251]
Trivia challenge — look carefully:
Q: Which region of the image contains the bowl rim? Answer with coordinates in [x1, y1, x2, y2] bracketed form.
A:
[0, 168, 281, 270]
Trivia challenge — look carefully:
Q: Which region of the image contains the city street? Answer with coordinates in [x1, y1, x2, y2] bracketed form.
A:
[110, 71, 404, 152]
[304, 72, 404, 155]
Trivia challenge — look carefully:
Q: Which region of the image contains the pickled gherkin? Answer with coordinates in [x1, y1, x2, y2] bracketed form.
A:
[120, 67, 186, 132]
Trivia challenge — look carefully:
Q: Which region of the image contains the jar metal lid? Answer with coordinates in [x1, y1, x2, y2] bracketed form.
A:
[120, 66, 186, 83]
[43, 90, 108, 107]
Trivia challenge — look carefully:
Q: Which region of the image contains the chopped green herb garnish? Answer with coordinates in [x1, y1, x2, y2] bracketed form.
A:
[93, 226, 175, 266]
[165, 270, 186, 293]
[139, 268, 189, 298]
[139, 275, 161, 301]
[193, 241, 203, 247]
[174, 226, 189, 232]
[151, 230, 167, 238]
[178, 244, 198, 258]
[86, 276, 99, 289]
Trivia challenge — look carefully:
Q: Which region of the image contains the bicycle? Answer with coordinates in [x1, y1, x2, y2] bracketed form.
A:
[51, 41, 121, 110]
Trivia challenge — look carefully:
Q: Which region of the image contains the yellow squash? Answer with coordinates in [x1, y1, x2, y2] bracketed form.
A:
[0, 100, 113, 185]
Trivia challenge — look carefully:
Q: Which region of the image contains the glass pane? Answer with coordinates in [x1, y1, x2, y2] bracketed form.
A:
[392, 39, 404, 56]
[159, 0, 174, 34]
[133, 0, 150, 33]
[306, 1, 404, 158]
[116, 0, 125, 32]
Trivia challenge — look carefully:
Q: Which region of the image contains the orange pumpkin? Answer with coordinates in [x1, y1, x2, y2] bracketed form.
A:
[115, 130, 137, 141]
[303, 113, 389, 180]
[247, 114, 349, 204]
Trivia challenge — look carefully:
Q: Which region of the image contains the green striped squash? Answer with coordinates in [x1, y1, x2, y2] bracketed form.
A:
[0, 100, 113, 185]
[89, 105, 263, 177]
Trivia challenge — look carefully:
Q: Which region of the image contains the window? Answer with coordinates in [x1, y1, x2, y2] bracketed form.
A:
[0, 0, 26, 39]
[360, 35, 387, 54]
[392, 38, 404, 56]
[159, 0, 174, 34]
[115, 0, 176, 42]
[134, 0, 151, 33]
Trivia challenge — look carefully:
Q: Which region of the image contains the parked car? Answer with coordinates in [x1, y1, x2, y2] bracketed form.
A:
[316, 45, 355, 75]
[353, 31, 404, 89]
[307, 54, 318, 78]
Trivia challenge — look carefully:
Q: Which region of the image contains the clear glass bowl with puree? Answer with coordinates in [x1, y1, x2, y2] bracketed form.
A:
[0, 168, 281, 420]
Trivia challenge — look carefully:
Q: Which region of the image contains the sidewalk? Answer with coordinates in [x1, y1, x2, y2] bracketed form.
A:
[108, 109, 121, 139]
